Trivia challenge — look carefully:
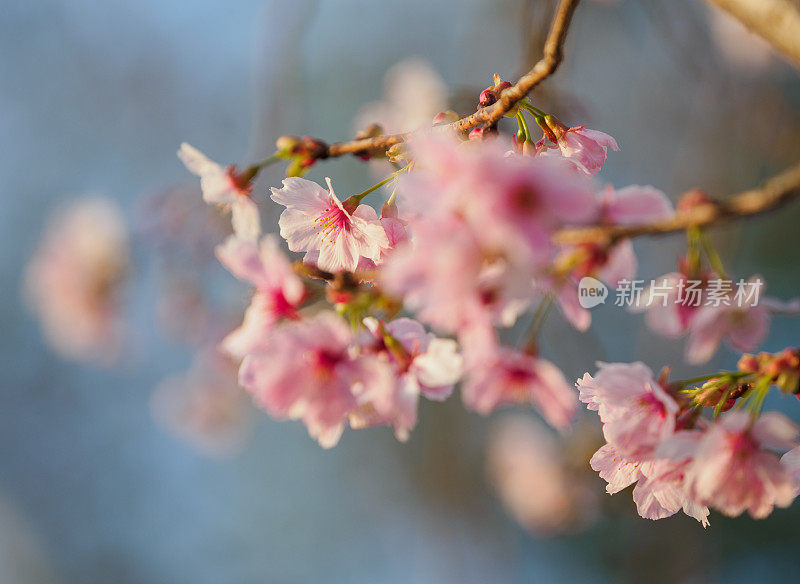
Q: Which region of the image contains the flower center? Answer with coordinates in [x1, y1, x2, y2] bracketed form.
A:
[314, 200, 351, 243]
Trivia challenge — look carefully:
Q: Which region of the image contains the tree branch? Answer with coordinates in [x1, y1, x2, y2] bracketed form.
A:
[705, 0, 800, 70]
[554, 161, 800, 245]
[325, 0, 581, 159]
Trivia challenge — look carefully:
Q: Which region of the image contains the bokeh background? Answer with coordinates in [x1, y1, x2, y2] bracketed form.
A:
[3, 0, 800, 582]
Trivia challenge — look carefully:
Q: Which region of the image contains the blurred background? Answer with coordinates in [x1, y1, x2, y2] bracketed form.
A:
[3, 0, 800, 582]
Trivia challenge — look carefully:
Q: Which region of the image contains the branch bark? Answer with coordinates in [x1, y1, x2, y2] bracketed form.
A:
[326, 0, 581, 158]
[554, 161, 800, 245]
[705, 0, 800, 70]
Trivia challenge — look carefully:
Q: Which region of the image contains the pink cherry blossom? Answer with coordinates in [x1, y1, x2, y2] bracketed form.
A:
[600, 184, 674, 225]
[462, 345, 576, 430]
[151, 349, 252, 458]
[24, 197, 129, 363]
[178, 143, 261, 241]
[684, 275, 793, 364]
[354, 215, 410, 271]
[383, 134, 600, 335]
[632, 272, 702, 339]
[402, 133, 598, 256]
[350, 317, 463, 441]
[552, 126, 619, 175]
[577, 362, 678, 459]
[589, 443, 642, 493]
[215, 234, 305, 358]
[381, 215, 531, 333]
[591, 436, 710, 526]
[270, 177, 389, 273]
[682, 412, 798, 518]
[237, 311, 391, 448]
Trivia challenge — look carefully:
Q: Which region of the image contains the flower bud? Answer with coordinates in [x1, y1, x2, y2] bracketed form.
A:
[677, 189, 713, 214]
[276, 135, 301, 155]
[478, 89, 496, 108]
[544, 114, 567, 139]
[737, 353, 760, 374]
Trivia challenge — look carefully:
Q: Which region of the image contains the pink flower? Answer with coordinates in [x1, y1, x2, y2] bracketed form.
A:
[178, 143, 261, 242]
[23, 197, 129, 363]
[684, 275, 799, 364]
[638, 432, 711, 526]
[401, 133, 598, 259]
[381, 216, 531, 333]
[577, 362, 678, 459]
[354, 215, 410, 271]
[384, 134, 599, 334]
[215, 234, 305, 359]
[350, 317, 462, 441]
[600, 185, 674, 225]
[270, 177, 389, 273]
[632, 272, 702, 339]
[151, 349, 252, 458]
[682, 412, 798, 518]
[589, 443, 642, 493]
[462, 346, 577, 430]
[463, 152, 599, 257]
[590, 436, 710, 526]
[238, 311, 390, 448]
[551, 125, 619, 175]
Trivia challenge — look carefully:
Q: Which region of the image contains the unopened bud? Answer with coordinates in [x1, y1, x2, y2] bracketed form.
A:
[276, 135, 301, 154]
[299, 135, 329, 160]
[737, 354, 760, 374]
[677, 189, 713, 214]
[544, 114, 567, 139]
[478, 89, 496, 108]
[469, 127, 485, 141]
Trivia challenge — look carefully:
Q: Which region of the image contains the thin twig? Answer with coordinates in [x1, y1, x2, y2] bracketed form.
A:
[325, 0, 581, 158]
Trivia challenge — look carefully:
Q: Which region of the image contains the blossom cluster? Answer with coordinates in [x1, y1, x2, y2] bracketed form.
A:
[580, 359, 800, 525]
[169, 69, 800, 526]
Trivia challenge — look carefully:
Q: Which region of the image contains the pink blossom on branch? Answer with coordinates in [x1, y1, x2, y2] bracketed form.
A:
[462, 344, 577, 430]
[680, 412, 798, 518]
[238, 311, 393, 448]
[684, 275, 789, 364]
[270, 177, 389, 273]
[590, 435, 710, 526]
[577, 362, 678, 459]
[350, 317, 463, 441]
[178, 143, 261, 242]
[215, 234, 305, 359]
[544, 116, 619, 175]
[382, 133, 599, 335]
[599, 184, 674, 225]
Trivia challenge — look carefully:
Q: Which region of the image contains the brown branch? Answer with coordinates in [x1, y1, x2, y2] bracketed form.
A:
[705, 0, 800, 70]
[325, 0, 581, 159]
[554, 161, 800, 245]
